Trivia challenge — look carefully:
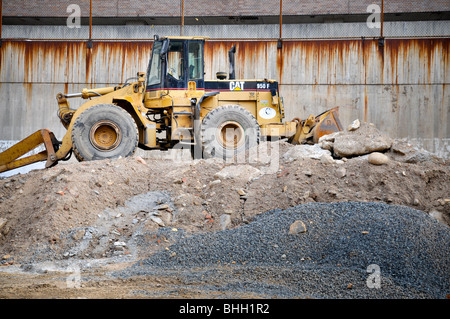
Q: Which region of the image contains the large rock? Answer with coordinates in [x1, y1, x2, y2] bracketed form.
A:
[390, 138, 437, 163]
[347, 119, 361, 131]
[214, 165, 262, 183]
[332, 122, 393, 158]
[288, 220, 307, 234]
[368, 152, 389, 165]
[320, 153, 335, 164]
[282, 144, 332, 162]
[318, 131, 340, 151]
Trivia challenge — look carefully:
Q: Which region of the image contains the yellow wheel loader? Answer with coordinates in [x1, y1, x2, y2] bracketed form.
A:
[0, 36, 343, 173]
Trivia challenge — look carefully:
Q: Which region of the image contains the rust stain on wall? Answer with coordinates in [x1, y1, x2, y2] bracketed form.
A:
[2, 38, 448, 85]
[11, 41, 68, 83]
[205, 40, 278, 81]
[85, 43, 92, 85]
[0, 40, 154, 95]
[23, 42, 34, 83]
[25, 83, 33, 111]
[385, 38, 449, 85]
[276, 42, 283, 86]
[87, 41, 152, 85]
[364, 87, 368, 122]
[278, 39, 375, 85]
[387, 39, 402, 85]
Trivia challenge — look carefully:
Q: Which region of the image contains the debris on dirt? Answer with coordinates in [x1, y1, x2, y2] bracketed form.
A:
[288, 220, 307, 234]
[0, 122, 449, 298]
[390, 138, 442, 164]
[368, 152, 389, 165]
[283, 144, 331, 162]
[214, 164, 262, 183]
[347, 119, 361, 131]
[325, 121, 393, 158]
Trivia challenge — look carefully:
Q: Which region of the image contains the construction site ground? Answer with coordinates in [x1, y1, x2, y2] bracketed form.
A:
[0, 122, 449, 300]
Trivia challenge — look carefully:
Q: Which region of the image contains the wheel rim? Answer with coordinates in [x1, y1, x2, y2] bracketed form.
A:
[217, 121, 245, 150]
[89, 120, 122, 151]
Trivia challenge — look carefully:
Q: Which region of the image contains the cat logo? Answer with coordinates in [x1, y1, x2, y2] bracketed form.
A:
[229, 81, 245, 91]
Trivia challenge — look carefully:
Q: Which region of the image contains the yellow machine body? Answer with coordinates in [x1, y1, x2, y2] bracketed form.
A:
[0, 36, 343, 173]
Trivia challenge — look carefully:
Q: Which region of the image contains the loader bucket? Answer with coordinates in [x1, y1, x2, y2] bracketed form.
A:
[0, 129, 59, 173]
[289, 107, 343, 145]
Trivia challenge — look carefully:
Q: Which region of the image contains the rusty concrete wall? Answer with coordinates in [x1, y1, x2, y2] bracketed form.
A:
[205, 38, 449, 157]
[0, 38, 448, 157]
[0, 41, 152, 141]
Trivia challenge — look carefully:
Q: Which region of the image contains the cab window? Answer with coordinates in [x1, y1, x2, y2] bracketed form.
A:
[167, 42, 184, 81]
[188, 42, 203, 80]
[147, 41, 162, 86]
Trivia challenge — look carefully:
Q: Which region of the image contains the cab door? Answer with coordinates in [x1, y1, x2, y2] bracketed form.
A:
[166, 39, 205, 89]
[186, 40, 205, 89]
[166, 40, 186, 89]
[145, 38, 205, 93]
[146, 39, 164, 93]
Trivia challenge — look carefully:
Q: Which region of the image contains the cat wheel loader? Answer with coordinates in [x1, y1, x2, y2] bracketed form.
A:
[0, 35, 343, 174]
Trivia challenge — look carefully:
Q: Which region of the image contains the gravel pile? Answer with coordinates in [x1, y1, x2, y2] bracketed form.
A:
[121, 202, 450, 299]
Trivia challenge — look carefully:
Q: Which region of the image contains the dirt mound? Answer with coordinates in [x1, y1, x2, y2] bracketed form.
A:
[0, 137, 448, 264]
[0, 121, 449, 298]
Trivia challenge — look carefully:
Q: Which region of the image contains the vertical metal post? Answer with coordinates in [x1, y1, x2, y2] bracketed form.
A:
[378, 0, 384, 46]
[277, 0, 283, 96]
[180, 0, 184, 36]
[0, 0, 3, 47]
[89, 0, 92, 39]
[278, 0, 283, 49]
[279, 0, 283, 39]
[380, 0, 384, 38]
[87, 0, 93, 48]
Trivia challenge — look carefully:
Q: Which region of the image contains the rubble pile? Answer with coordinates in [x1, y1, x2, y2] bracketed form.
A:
[0, 119, 448, 298]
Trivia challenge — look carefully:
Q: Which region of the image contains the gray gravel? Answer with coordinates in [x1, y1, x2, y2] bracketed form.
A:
[118, 202, 450, 299]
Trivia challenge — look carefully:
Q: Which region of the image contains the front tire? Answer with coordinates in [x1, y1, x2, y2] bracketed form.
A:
[201, 105, 260, 159]
[71, 104, 138, 161]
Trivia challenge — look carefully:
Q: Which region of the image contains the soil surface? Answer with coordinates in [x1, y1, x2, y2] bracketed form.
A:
[0, 131, 449, 299]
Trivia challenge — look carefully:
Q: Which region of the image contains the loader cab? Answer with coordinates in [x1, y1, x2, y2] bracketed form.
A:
[146, 36, 205, 92]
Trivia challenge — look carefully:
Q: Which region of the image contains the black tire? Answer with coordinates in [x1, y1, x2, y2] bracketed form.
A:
[71, 103, 138, 162]
[201, 105, 260, 159]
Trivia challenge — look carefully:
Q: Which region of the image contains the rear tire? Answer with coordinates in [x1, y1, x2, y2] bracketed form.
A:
[201, 105, 260, 159]
[71, 104, 138, 162]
